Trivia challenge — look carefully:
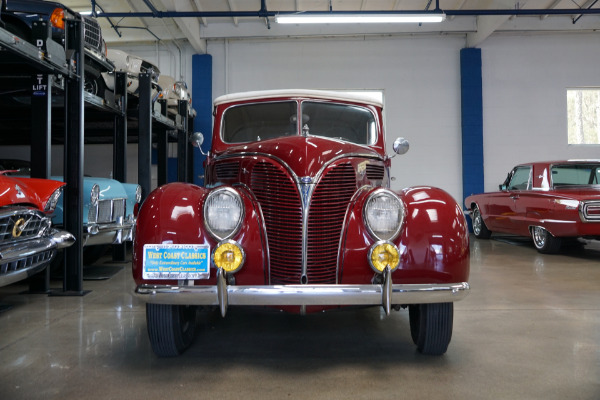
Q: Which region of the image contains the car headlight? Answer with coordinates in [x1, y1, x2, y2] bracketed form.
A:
[212, 240, 245, 273]
[135, 185, 142, 204]
[204, 187, 244, 240]
[90, 184, 100, 206]
[368, 241, 400, 273]
[364, 189, 404, 241]
[44, 187, 63, 213]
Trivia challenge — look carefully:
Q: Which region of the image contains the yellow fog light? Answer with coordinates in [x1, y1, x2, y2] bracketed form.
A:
[368, 241, 400, 273]
[212, 240, 245, 273]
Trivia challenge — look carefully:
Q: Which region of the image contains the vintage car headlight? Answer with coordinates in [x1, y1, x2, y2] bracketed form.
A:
[368, 241, 400, 273]
[212, 240, 245, 273]
[44, 187, 63, 213]
[90, 184, 100, 206]
[135, 185, 142, 204]
[204, 187, 243, 240]
[364, 189, 405, 241]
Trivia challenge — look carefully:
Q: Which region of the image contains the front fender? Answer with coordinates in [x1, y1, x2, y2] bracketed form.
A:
[132, 183, 267, 286]
[341, 186, 469, 285]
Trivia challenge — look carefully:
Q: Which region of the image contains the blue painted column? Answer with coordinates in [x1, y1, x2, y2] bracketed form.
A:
[460, 48, 484, 229]
[192, 54, 213, 186]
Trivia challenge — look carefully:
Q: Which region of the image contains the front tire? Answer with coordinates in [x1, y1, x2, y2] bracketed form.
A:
[531, 226, 562, 254]
[146, 304, 198, 357]
[409, 303, 453, 355]
[472, 206, 492, 239]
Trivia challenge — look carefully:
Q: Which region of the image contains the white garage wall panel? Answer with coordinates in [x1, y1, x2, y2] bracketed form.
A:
[208, 36, 465, 202]
[480, 33, 600, 192]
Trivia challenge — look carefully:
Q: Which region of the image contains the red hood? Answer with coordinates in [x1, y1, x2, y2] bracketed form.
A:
[0, 174, 64, 210]
[213, 136, 384, 178]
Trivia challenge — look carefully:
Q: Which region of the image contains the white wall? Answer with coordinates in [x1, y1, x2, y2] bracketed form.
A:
[480, 33, 600, 192]
[2, 33, 599, 202]
[208, 35, 465, 202]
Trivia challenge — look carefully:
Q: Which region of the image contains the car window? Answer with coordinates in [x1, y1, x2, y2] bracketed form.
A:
[508, 166, 532, 190]
[222, 101, 297, 143]
[551, 164, 600, 186]
[301, 101, 377, 145]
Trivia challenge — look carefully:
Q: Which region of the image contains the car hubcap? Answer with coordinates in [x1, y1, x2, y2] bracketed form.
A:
[533, 227, 546, 247]
[473, 210, 482, 235]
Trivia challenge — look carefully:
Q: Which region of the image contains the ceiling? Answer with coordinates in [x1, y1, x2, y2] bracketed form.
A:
[60, 0, 600, 52]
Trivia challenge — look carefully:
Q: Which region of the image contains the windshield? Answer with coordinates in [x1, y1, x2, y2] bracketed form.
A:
[221, 100, 377, 145]
[551, 164, 600, 187]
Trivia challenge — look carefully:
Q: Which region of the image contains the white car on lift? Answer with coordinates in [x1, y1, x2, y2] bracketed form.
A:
[157, 75, 196, 119]
[102, 49, 160, 98]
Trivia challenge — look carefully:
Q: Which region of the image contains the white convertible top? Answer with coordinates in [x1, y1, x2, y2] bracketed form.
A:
[214, 89, 383, 108]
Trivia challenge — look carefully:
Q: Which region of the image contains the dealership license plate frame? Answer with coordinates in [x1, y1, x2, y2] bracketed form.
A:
[143, 244, 210, 280]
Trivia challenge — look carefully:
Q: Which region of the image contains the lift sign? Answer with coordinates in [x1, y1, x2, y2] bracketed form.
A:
[143, 244, 210, 280]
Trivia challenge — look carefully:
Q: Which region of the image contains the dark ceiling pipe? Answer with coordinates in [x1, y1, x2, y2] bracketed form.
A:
[95, 9, 600, 19]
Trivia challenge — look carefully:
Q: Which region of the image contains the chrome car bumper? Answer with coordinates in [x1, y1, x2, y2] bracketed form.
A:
[84, 220, 135, 246]
[135, 268, 470, 317]
[0, 229, 76, 287]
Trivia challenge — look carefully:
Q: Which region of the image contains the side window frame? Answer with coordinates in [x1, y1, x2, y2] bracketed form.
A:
[507, 166, 532, 191]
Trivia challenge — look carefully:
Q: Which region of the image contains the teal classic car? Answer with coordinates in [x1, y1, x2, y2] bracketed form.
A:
[0, 160, 141, 250]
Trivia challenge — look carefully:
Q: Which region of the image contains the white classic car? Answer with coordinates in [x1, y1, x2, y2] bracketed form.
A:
[157, 75, 196, 119]
[102, 49, 160, 98]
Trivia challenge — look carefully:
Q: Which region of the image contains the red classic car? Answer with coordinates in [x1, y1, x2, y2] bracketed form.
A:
[465, 160, 600, 253]
[0, 173, 75, 287]
[133, 89, 470, 357]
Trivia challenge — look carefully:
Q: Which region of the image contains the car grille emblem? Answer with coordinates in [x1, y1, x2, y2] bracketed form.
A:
[12, 217, 29, 238]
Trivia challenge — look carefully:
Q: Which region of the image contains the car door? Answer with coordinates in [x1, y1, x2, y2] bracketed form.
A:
[487, 166, 532, 234]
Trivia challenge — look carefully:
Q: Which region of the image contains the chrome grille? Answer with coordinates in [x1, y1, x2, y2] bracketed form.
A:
[215, 161, 240, 180]
[249, 161, 357, 284]
[366, 164, 384, 180]
[83, 17, 102, 52]
[307, 164, 356, 283]
[89, 199, 126, 224]
[250, 162, 303, 284]
[0, 208, 47, 244]
[1, 250, 54, 276]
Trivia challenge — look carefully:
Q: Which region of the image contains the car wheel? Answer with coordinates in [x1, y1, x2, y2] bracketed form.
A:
[146, 304, 198, 357]
[531, 226, 562, 254]
[472, 206, 492, 239]
[409, 303, 453, 355]
[84, 74, 106, 98]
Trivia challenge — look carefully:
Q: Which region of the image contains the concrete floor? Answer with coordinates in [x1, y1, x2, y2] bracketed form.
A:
[0, 236, 599, 400]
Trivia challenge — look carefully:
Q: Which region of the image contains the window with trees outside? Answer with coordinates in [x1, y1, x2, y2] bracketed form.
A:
[567, 89, 600, 144]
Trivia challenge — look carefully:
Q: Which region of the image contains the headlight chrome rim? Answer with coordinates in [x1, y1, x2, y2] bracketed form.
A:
[204, 187, 244, 241]
[367, 240, 400, 274]
[90, 184, 100, 206]
[212, 240, 245, 274]
[363, 189, 405, 241]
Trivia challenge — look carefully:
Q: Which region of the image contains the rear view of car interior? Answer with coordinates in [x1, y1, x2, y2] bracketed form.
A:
[0, 1, 599, 399]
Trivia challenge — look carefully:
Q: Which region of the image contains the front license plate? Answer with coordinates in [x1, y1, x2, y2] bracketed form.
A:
[143, 244, 210, 280]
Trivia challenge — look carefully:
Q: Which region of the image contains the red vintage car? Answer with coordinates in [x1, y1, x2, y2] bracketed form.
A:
[133, 89, 470, 357]
[0, 173, 75, 287]
[465, 160, 600, 253]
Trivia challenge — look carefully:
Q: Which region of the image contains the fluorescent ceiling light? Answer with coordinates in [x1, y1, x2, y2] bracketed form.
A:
[79, 10, 93, 15]
[275, 13, 446, 24]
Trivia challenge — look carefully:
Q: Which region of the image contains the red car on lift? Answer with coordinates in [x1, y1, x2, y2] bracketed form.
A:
[132, 89, 470, 357]
[465, 160, 600, 253]
[0, 172, 74, 287]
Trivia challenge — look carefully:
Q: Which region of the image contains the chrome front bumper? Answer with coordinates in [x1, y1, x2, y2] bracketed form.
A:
[0, 229, 76, 287]
[84, 220, 135, 246]
[135, 268, 470, 317]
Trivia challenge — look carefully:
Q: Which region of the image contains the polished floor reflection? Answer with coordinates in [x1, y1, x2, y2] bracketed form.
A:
[1, 236, 599, 400]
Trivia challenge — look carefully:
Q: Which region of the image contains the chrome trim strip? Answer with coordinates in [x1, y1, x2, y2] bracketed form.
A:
[134, 281, 470, 308]
[580, 200, 600, 222]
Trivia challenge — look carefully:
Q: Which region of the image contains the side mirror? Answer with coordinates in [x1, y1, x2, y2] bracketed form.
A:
[392, 137, 410, 155]
[190, 132, 207, 156]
